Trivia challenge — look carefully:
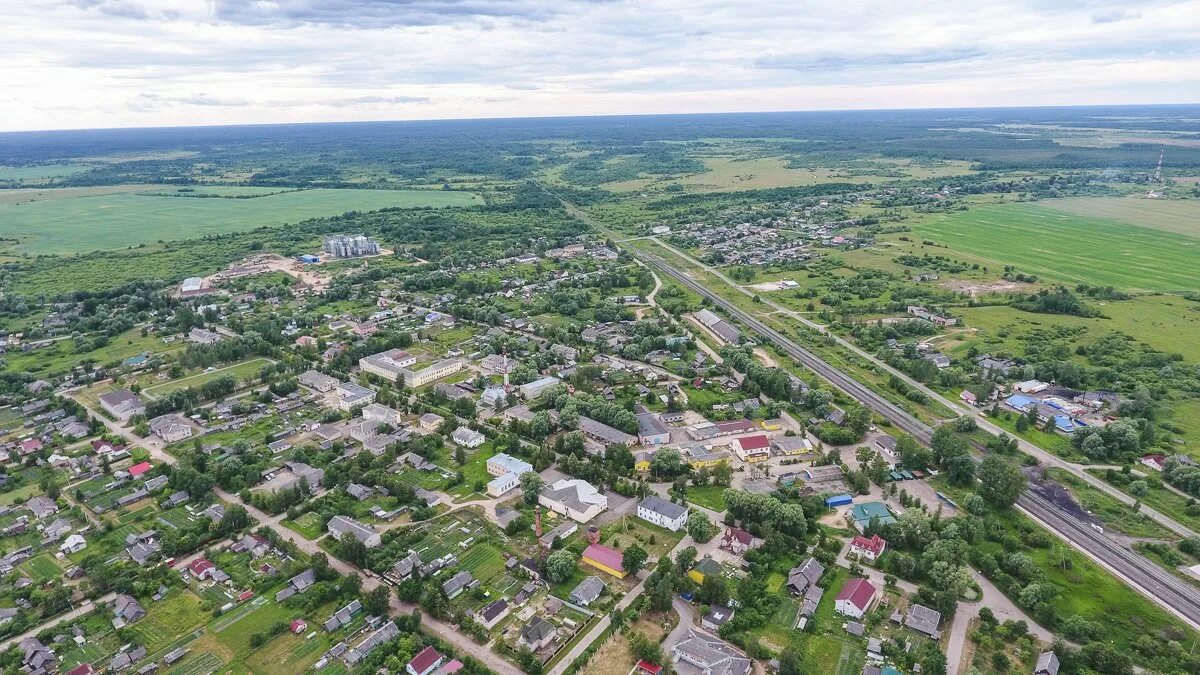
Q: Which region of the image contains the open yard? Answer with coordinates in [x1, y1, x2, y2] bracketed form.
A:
[1, 327, 180, 377]
[912, 201, 1200, 292]
[0, 187, 482, 255]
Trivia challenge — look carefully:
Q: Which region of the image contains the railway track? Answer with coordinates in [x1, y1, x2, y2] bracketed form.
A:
[639, 249, 1200, 627]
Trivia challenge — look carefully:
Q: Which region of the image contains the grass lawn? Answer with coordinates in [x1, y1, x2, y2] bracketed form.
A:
[1044, 468, 1176, 540]
[284, 511, 325, 540]
[686, 485, 728, 512]
[0, 188, 482, 255]
[0, 483, 40, 506]
[443, 442, 497, 500]
[912, 201, 1200, 292]
[933, 478, 1197, 655]
[459, 543, 507, 581]
[600, 516, 686, 559]
[212, 597, 296, 655]
[142, 358, 274, 399]
[22, 554, 61, 582]
[1, 327, 180, 377]
[1087, 468, 1200, 533]
[130, 591, 208, 651]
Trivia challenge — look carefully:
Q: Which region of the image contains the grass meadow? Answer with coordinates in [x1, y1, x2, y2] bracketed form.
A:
[913, 201, 1200, 291]
[0, 187, 482, 255]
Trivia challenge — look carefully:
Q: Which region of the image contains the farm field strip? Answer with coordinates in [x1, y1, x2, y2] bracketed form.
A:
[913, 201, 1200, 291]
[0, 188, 483, 255]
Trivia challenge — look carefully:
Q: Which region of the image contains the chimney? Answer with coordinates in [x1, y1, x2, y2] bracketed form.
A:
[534, 506, 543, 538]
[587, 526, 599, 545]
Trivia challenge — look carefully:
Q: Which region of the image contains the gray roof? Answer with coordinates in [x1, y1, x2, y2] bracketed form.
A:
[672, 629, 751, 675]
[636, 412, 670, 438]
[579, 416, 636, 446]
[568, 576, 605, 604]
[1035, 651, 1060, 675]
[638, 495, 688, 521]
[905, 603, 942, 638]
[787, 557, 824, 594]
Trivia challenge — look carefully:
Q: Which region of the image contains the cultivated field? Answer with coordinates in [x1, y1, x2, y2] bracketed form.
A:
[0, 163, 92, 180]
[1038, 196, 1200, 238]
[0, 188, 482, 255]
[914, 201, 1200, 291]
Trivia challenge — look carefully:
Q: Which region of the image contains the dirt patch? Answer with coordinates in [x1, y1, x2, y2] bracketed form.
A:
[579, 611, 675, 675]
[753, 347, 777, 368]
[941, 279, 1029, 297]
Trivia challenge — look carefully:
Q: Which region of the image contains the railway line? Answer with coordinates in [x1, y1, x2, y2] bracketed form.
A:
[638, 248, 1200, 628]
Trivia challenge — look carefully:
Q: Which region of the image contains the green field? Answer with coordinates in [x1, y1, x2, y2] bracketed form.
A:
[284, 511, 325, 540]
[913, 201, 1200, 291]
[143, 358, 274, 398]
[0, 188, 482, 255]
[21, 554, 61, 582]
[1, 327, 179, 377]
[0, 164, 91, 180]
[1039, 196, 1200, 238]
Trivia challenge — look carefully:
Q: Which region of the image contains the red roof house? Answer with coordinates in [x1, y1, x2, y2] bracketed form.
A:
[850, 534, 887, 561]
[188, 557, 215, 579]
[715, 419, 756, 435]
[91, 439, 124, 454]
[834, 577, 877, 619]
[407, 646, 445, 675]
[719, 527, 761, 555]
[66, 665, 95, 675]
[582, 543, 627, 578]
[20, 438, 43, 454]
[734, 434, 770, 462]
[437, 660, 464, 675]
[1140, 454, 1167, 472]
[238, 590, 254, 602]
[128, 461, 152, 477]
[290, 619, 307, 634]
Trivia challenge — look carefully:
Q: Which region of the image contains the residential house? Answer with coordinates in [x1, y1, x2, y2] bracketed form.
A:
[345, 621, 400, 665]
[701, 605, 735, 632]
[407, 646, 445, 675]
[451, 427, 485, 448]
[688, 556, 721, 585]
[786, 557, 824, 596]
[442, 571, 476, 599]
[275, 569, 316, 602]
[519, 617, 557, 651]
[568, 576, 605, 606]
[636, 495, 688, 532]
[904, 603, 943, 639]
[850, 534, 887, 562]
[327, 515, 381, 548]
[834, 578, 877, 619]
[112, 595, 146, 626]
[476, 599, 510, 630]
[719, 527, 762, 555]
[1035, 651, 1060, 675]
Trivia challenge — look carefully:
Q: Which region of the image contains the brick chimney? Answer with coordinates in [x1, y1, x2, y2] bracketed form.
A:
[534, 506, 543, 538]
[587, 526, 599, 545]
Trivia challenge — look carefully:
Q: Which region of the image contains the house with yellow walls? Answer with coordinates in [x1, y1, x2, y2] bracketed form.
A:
[688, 556, 721, 585]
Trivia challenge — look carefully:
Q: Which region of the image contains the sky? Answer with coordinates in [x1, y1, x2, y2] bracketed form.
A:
[2, 0, 1199, 132]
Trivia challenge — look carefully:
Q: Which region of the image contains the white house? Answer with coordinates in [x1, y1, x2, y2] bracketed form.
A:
[539, 478, 607, 523]
[60, 534, 87, 554]
[486, 453, 532, 497]
[850, 534, 887, 562]
[834, 578, 877, 619]
[636, 495, 688, 532]
[451, 427, 486, 448]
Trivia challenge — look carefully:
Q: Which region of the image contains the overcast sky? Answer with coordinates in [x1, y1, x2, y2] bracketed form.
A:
[2, 0, 1198, 132]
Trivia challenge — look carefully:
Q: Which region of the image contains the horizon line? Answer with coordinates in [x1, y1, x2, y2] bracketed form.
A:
[3, 100, 1199, 137]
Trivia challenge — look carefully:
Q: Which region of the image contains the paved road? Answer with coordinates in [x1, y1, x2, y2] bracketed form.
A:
[70, 396, 519, 674]
[624, 237, 1200, 631]
[642, 235, 1200, 543]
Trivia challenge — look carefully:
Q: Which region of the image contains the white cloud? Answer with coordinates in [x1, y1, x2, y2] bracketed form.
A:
[0, 0, 1197, 130]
